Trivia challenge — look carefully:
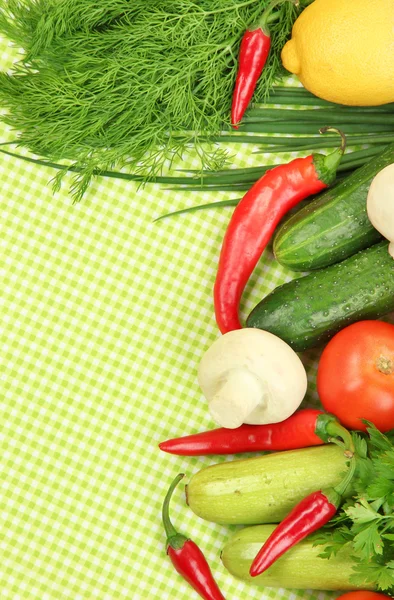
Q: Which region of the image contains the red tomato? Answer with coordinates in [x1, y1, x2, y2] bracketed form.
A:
[336, 594, 390, 600]
[317, 320, 394, 432]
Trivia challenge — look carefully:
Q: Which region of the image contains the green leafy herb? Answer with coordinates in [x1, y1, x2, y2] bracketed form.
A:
[313, 425, 394, 594]
[0, 0, 311, 200]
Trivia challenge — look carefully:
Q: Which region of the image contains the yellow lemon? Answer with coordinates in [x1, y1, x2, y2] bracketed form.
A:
[281, 0, 394, 106]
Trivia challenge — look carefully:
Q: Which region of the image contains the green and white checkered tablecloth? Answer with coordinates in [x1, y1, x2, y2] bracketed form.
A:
[1, 34, 331, 600]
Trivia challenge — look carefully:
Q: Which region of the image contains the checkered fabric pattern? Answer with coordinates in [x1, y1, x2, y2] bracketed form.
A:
[1, 34, 333, 600]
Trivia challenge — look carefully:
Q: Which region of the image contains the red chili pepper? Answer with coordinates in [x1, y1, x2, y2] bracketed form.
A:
[159, 409, 343, 456]
[249, 489, 340, 577]
[214, 127, 346, 334]
[163, 473, 226, 600]
[231, 0, 299, 129]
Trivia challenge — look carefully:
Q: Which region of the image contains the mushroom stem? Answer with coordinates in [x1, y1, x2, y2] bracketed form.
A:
[209, 368, 267, 429]
[389, 241, 394, 259]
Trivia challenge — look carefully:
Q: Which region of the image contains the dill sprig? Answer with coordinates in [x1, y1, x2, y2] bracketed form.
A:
[0, 0, 309, 200]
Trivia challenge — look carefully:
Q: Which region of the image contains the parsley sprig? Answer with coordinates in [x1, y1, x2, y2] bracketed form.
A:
[314, 424, 394, 594]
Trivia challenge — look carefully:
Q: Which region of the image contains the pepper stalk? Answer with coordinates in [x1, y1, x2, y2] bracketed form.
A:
[162, 474, 226, 600]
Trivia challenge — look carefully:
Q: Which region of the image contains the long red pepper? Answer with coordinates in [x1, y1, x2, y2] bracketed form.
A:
[249, 489, 340, 577]
[231, 0, 299, 129]
[214, 127, 346, 334]
[163, 473, 226, 600]
[249, 433, 356, 577]
[159, 409, 348, 456]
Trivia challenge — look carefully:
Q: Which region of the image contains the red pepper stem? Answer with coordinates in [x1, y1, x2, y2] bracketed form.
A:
[325, 419, 355, 457]
[313, 127, 347, 185]
[320, 126, 347, 154]
[333, 453, 357, 497]
[162, 473, 188, 550]
[257, 0, 299, 33]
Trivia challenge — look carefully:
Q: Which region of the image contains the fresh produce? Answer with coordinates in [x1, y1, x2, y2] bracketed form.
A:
[246, 242, 394, 352]
[231, 0, 297, 128]
[221, 524, 372, 590]
[159, 409, 342, 456]
[317, 320, 394, 432]
[197, 329, 307, 429]
[214, 129, 346, 333]
[281, 0, 394, 106]
[221, 426, 394, 592]
[186, 444, 350, 525]
[367, 164, 394, 258]
[314, 425, 394, 592]
[273, 144, 394, 272]
[249, 431, 356, 576]
[0, 0, 308, 200]
[162, 474, 226, 600]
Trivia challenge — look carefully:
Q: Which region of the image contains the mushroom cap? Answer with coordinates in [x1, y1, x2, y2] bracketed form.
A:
[198, 328, 308, 427]
[367, 163, 394, 243]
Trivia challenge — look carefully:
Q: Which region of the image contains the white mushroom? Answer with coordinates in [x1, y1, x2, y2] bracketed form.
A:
[197, 328, 308, 429]
[367, 163, 394, 258]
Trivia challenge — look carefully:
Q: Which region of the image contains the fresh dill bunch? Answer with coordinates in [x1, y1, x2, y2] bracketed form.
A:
[0, 0, 309, 200]
[313, 424, 394, 595]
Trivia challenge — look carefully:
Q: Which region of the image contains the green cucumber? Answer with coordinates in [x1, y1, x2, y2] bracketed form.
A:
[246, 241, 394, 352]
[221, 524, 372, 591]
[186, 444, 348, 525]
[273, 144, 394, 271]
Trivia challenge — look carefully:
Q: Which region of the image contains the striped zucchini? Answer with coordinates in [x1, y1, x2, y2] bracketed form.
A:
[186, 445, 348, 525]
[221, 524, 372, 591]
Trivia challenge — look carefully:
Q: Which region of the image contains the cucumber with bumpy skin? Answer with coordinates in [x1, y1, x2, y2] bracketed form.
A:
[273, 144, 394, 271]
[247, 241, 394, 352]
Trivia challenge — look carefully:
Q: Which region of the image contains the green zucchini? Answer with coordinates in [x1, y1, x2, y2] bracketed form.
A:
[221, 524, 372, 590]
[247, 241, 394, 352]
[186, 444, 348, 525]
[273, 144, 394, 271]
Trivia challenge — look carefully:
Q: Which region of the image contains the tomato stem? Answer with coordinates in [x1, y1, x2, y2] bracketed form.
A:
[376, 355, 394, 375]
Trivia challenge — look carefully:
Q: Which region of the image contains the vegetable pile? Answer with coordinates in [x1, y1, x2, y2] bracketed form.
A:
[154, 15, 394, 594]
[165, 417, 394, 593]
[2, 1, 394, 599]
